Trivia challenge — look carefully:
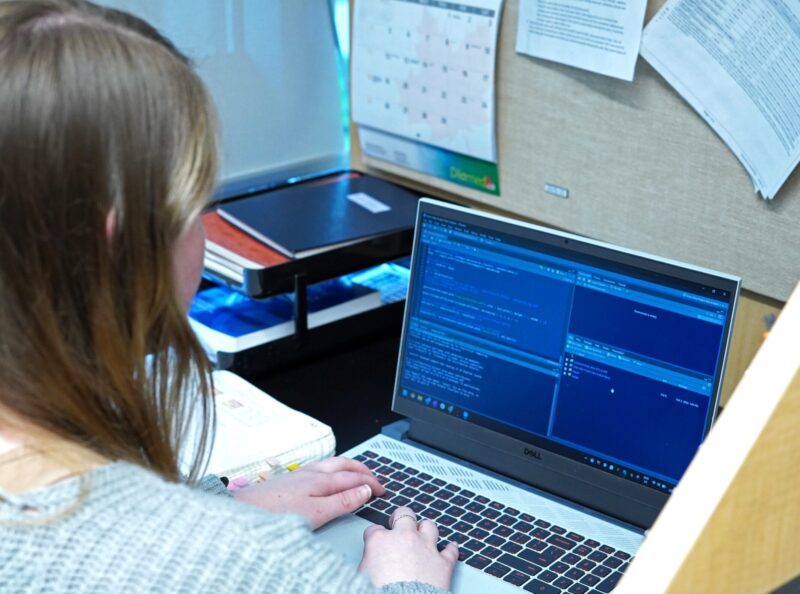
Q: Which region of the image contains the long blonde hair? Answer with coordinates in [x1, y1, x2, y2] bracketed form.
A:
[0, 0, 218, 482]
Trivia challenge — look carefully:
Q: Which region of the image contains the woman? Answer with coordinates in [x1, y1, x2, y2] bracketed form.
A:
[0, 1, 458, 591]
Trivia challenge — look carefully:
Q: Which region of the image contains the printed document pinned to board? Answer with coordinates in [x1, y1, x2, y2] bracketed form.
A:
[641, 0, 800, 200]
[515, 0, 648, 81]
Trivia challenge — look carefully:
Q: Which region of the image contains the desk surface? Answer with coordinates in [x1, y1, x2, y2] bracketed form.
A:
[254, 334, 402, 453]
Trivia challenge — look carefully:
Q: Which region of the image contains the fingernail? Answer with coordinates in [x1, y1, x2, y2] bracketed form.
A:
[360, 484, 372, 500]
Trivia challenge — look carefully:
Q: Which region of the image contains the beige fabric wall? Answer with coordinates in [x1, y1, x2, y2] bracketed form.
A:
[356, 0, 800, 302]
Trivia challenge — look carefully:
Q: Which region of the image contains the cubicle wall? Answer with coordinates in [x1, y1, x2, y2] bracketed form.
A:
[351, 0, 795, 403]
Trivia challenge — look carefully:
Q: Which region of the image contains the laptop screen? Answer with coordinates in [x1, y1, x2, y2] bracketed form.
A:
[394, 200, 739, 501]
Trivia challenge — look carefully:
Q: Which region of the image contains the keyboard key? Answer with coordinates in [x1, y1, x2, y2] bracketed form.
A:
[432, 478, 447, 487]
[489, 501, 505, 511]
[376, 456, 391, 464]
[478, 519, 498, 531]
[567, 584, 590, 594]
[562, 553, 580, 565]
[430, 499, 449, 511]
[467, 528, 490, 540]
[550, 525, 566, 535]
[596, 571, 624, 593]
[404, 467, 419, 476]
[466, 554, 491, 570]
[417, 472, 433, 481]
[389, 461, 405, 469]
[481, 508, 501, 520]
[579, 574, 600, 587]
[584, 539, 600, 548]
[486, 534, 505, 547]
[407, 502, 425, 513]
[464, 539, 486, 552]
[362, 451, 378, 458]
[434, 489, 454, 500]
[450, 495, 470, 507]
[503, 570, 531, 587]
[375, 465, 394, 476]
[588, 551, 608, 563]
[535, 520, 551, 529]
[355, 507, 390, 528]
[445, 483, 460, 492]
[420, 508, 441, 520]
[497, 514, 517, 526]
[599, 545, 615, 555]
[384, 481, 404, 492]
[462, 512, 482, 524]
[510, 532, 532, 545]
[438, 514, 457, 526]
[466, 501, 485, 513]
[576, 560, 596, 572]
[390, 471, 409, 482]
[531, 528, 549, 539]
[514, 521, 535, 533]
[519, 513, 535, 523]
[483, 546, 502, 559]
[450, 533, 469, 544]
[498, 553, 542, 577]
[553, 576, 573, 589]
[406, 477, 424, 488]
[614, 550, 632, 560]
[389, 495, 410, 507]
[501, 541, 522, 554]
[420, 483, 438, 494]
[363, 459, 380, 469]
[475, 495, 490, 504]
[527, 538, 547, 552]
[538, 570, 558, 583]
[565, 568, 585, 581]
[453, 521, 472, 533]
[400, 487, 419, 498]
[573, 545, 592, 557]
[371, 499, 390, 511]
[603, 556, 623, 569]
[547, 535, 577, 550]
[446, 506, 466, 517]
[567, 532, 584, 542]
[520, 545, 564, 567]
[592, 565, 611, 577]
[522, 579, 559, 593]
[485, 562, 511, 578]
[459, 489, 476, 498]
[416, 493, 434, 505]
[458, 549, 473, 562]
[551, 561, 569, 574]
[439, 526, 453, 538]
[494, 526, 514, 538]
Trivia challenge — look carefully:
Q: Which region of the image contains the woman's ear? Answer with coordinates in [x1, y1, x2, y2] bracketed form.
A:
[106, 209, 116, 242]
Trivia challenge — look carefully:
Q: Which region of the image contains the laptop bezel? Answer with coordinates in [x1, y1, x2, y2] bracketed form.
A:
[391, 198, 741, 529]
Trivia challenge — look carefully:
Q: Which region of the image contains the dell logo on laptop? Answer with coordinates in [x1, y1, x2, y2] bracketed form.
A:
[524, 447, 542, 460]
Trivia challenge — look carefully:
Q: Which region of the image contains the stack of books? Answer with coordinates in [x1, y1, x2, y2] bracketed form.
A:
[204, 172, 419, 285]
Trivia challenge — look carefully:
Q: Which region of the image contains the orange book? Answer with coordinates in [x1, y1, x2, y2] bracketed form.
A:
[202, 211, 289, 270]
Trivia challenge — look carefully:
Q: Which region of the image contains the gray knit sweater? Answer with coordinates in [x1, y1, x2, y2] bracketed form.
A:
[0, 462, 446, 593]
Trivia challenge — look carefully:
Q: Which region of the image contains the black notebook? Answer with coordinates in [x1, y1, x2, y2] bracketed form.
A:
[217, 174, 420, 259]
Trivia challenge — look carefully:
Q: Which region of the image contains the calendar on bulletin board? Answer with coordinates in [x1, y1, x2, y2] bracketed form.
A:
[352, 0, 503, 195]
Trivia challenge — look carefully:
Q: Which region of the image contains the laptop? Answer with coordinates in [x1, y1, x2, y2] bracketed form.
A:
[316, 198, 740, 594]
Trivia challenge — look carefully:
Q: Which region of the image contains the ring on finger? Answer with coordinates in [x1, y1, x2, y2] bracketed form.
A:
[389, 513, 417, 529]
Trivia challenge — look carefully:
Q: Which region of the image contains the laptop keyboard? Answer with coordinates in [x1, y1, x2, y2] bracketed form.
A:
[352, 450, 631, 594]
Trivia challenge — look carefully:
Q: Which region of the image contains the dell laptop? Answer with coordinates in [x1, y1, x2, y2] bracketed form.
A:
[316, 198, 740, 594]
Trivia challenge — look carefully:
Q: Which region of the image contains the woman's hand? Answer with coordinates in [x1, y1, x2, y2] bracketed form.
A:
[359, 506, 459, 591]
[232, 457, 385, 529]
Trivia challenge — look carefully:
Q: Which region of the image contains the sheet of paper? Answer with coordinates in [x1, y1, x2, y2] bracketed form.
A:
[515, 0, 648, 81]
[641, 0, 800, 200]
[352, 0, 503, 164]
